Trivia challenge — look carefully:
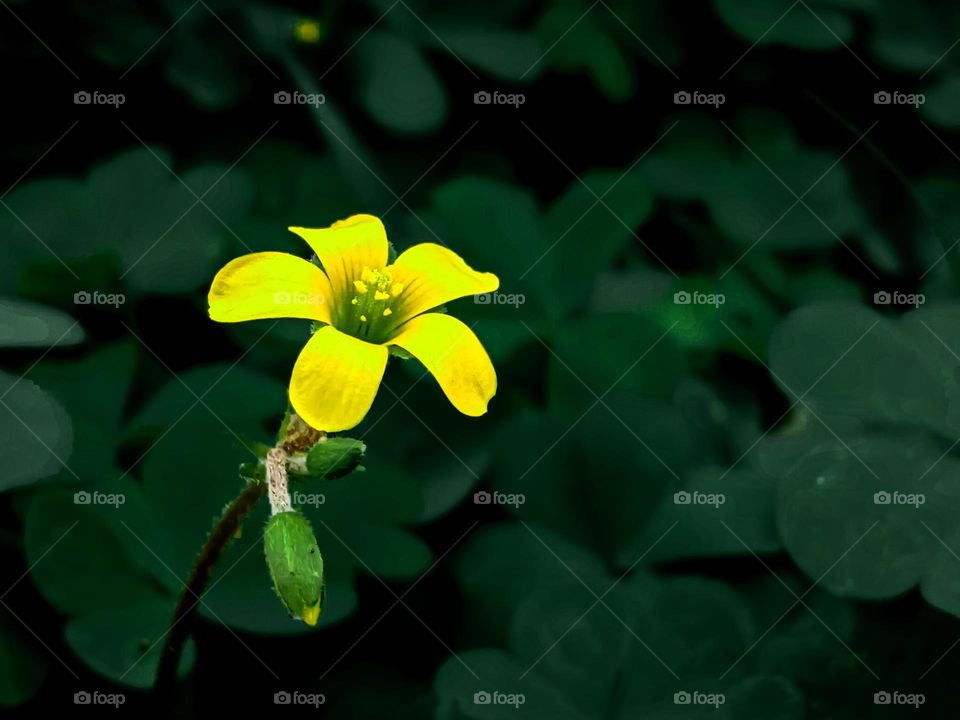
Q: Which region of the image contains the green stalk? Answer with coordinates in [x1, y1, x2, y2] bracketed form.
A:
[153, 480, 266, 695]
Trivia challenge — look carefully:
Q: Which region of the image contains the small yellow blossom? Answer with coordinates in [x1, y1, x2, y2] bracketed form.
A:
[293, 19, 323, 45]
[208, 215, 499, 431]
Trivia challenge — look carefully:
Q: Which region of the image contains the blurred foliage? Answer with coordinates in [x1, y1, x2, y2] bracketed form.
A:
[4, 0, 960, 716]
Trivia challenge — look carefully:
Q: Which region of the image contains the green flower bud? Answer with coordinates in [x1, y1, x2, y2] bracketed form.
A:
[288, 437, 366, 480]
[263, 511, 324, 625]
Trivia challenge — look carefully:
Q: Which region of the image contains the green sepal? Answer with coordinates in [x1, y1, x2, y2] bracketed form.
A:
[274, 404, 296, 445]
[298, 437, 366, 480]
[263, 511, 325, 625]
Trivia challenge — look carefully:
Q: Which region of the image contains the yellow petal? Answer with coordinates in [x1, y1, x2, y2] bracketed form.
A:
[301, 601, 321, 626]
[289, 325, 388, 432]
[288, 215, 389, 300]
[388, 244, 499, 324]
[208, 252, 332, 324]
[389, 313, 495, 416]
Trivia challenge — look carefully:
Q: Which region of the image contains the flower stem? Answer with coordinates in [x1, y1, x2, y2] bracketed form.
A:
[266, 447, 292, 514]
[153, 413, 322, 697]
[153, 479, 266, 695]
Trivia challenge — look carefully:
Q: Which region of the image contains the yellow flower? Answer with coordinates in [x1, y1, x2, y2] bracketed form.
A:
[292, 18, 323, 44]
[208, 214, 499, 431]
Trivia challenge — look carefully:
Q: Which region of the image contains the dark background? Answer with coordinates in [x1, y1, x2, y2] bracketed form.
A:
[3, 0, 960, 716]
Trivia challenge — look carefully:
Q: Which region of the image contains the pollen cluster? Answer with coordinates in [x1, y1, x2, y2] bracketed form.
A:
[344, 266, 403, 339]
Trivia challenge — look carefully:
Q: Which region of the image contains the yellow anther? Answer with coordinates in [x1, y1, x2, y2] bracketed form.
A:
[350, 267, 398, 331]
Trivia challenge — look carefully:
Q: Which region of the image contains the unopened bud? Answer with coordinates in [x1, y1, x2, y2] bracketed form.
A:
[287, 437, 366, 479]
[263, 511, 324, 625]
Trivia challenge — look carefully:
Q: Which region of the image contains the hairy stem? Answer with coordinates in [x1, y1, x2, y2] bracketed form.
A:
[153, 480, 267, 695]
[153, 413, 320, 696]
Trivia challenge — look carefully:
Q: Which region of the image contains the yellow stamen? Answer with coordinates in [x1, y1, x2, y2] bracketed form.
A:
[347, 267, 402, 335]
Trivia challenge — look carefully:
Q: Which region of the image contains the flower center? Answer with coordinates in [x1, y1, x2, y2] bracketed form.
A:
[338, 266, 404, 342]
